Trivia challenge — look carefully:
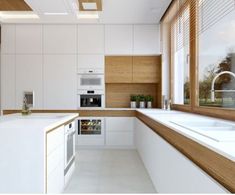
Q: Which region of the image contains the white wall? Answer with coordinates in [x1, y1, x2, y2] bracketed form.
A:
[1, 24, 161, 110]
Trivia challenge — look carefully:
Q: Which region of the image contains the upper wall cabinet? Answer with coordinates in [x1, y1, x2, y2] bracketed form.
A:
[132, 56, 161, 83]
[133, 25, 160, 55]
[78, 55, 104, 73]
[43, 55, 77, 109]
[105, 25, 133, 55]
[1, 55, 16, 109]
[43, 25, 77, 54]
[15, 25, 43, 54]
[15, 55, 43, 109]
[1, 25, 15, 54]
[105, 56, 133, 83]
[77, 25, 104, 54]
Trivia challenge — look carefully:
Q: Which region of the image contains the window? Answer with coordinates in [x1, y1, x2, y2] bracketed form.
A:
[171, 5, 190, 105]
[198, 0, 235, 108]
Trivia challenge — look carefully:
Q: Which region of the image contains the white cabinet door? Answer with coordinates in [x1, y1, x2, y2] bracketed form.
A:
[135, 119, 228, 193]
[15, 55, 43, 109]
[105, 117, 134, 147]
[43, 25, 77, 54]
[133, 25, 160, 55]
[77, 25, 104, 54]
[77, 54, 104, 73]
[46, 126, 64, 194]
[106, 117, 133, 131]
[1, 55, 16, 109]
[15, 25, 43, 54]
[43, 55, 77, 109]
[1, 24, 15, 54]
[105, 25, 133, 55]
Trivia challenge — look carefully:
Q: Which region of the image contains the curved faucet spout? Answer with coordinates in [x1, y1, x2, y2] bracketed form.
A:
[211, 71, 235, 102]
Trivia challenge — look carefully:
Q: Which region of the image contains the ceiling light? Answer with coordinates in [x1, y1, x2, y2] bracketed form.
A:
[44, 12, 69, 16]
[82, 2, 97, 10]
[77, 11, 99, 19]
[0, 11, 39, 19]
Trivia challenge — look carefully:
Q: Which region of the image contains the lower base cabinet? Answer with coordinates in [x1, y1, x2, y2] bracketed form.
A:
[134, 118, 228, 193]
[105, 117, 134, 147]
[46, 126, 65, 193]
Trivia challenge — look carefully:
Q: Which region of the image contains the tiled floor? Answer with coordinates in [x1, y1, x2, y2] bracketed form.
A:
[64, 149, 156, 193]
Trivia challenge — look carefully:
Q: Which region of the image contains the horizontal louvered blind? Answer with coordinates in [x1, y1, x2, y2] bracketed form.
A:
[167, 0, 235, 51]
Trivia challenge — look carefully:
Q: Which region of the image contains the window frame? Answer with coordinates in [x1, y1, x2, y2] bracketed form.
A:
[167, 0, 235, 121]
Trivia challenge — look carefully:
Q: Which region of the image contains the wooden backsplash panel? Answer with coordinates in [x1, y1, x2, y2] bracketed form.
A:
[106, 83, 160, 108]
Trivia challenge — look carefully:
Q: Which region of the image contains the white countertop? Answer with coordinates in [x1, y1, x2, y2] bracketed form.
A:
[0, 113, 79, 132]
[137, 109, 235, 162]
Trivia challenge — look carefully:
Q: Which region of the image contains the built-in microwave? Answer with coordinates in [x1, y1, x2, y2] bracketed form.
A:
[78, 90, 105, 108]
[77, 74, 104, 90]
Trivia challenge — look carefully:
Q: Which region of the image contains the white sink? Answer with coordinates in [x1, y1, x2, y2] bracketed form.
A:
[170, 120, 235, 142]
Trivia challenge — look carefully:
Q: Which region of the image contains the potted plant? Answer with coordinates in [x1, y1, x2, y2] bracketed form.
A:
[130, 95, 137, 108]
[145, 95, 153, 109]
[138, 94, 146, 108]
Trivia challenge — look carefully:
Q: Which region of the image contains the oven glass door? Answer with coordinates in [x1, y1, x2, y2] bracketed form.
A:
[66, 132, 75, 165]
[78, 75, 104, 89]
[78, 119, 102, 135]
[80, 95, 101, 107]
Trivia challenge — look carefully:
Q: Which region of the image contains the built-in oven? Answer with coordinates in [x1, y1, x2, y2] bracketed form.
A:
[78, 90, 105, 108]
[77, 74, 104, 90]
[77, 117, 105, 146]
[64, 121, 76, 184]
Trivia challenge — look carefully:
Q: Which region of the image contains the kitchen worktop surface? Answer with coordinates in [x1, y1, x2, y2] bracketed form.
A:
[137, 109, 235, 162]
[0, 113, 78, 132]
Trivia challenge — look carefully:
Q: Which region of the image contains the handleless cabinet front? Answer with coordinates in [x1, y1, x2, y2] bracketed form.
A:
[105, 56, 133, 83]
[46, 126, 65, 194]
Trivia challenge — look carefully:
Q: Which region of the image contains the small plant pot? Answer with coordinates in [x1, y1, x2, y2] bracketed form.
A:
[130, 101, 137, 108]
[147, 101, 152, 109]
[139, 101, 146, 108]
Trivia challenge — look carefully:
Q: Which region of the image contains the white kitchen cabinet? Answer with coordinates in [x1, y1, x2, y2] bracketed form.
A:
[105, 117, 134, 147]
[133, 25, 160, 55]
[77, 54, 104, 73]
[46, 126, 64, 194]
[1, 55, 16, 109]
[15, 55, 43, 109]
[15, 25, 43, 54]
[134, 119, 228, 193]
[1, 24, 15, 54]
[105, 25, 133, 55]
[43, 55, 77, 109]
[77, 25, 104, 54]
[43, 25, 77, 54]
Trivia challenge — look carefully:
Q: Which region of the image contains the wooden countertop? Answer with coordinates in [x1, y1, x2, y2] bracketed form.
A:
[3, 109, 235, 192]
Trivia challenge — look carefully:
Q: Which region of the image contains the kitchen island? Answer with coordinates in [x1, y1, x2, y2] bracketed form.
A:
[0, 113, 78, 193]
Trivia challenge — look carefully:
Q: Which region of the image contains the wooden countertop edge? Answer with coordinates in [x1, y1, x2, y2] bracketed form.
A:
[2, 110, 136, 117]
[136, 111, 235, 193]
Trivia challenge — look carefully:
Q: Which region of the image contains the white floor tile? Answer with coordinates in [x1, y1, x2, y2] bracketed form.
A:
[64, 149, 156, 194]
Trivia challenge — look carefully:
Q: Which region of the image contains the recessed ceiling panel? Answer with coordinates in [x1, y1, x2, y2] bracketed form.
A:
[78, 0, 102, 11]
[25, 0, 71, 14]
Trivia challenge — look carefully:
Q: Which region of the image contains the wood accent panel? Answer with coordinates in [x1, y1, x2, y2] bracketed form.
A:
[105, 56, 133, 83]
[2, 110, 136, 117]
[106, 83, 160, 108]
[0, 0, 32, 11]
[133, 56, 161, 83]
[137, 111, 235, 193]
[78, 0, 102, 11]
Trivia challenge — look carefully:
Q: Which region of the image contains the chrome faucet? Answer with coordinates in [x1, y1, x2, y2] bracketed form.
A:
[211, 71, 235, 102]
[22, 97, 31, 115]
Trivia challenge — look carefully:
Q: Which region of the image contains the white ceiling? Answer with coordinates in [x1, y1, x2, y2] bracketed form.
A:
[0, 0, 171, 24]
